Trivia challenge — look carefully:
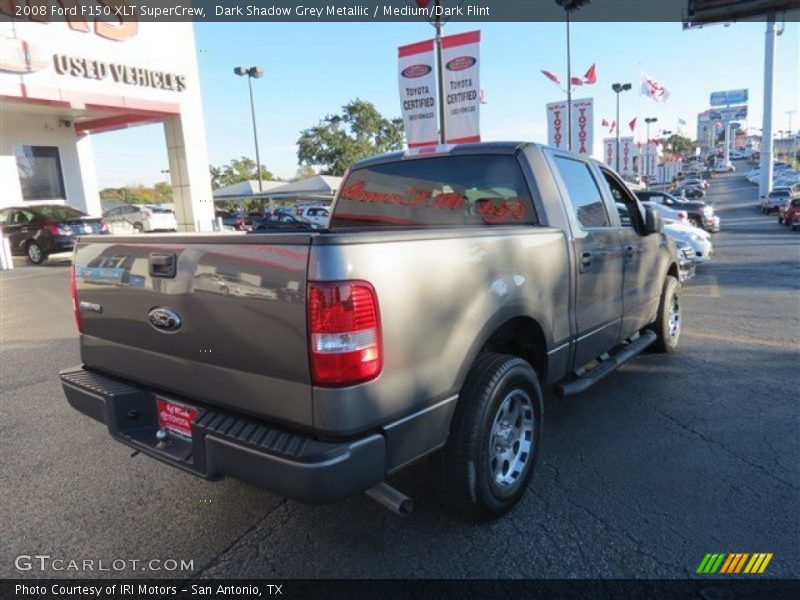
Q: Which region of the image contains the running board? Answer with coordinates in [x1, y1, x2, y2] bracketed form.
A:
[556, 330, 657, 397]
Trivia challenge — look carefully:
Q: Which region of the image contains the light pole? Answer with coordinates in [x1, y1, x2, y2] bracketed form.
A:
[234, 66, 265, 193]
[645, 117, 658, 181]
[611, 82, 632, 172]
[556, 0, 591, 152]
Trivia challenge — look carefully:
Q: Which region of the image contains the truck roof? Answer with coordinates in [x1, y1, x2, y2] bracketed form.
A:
[350, 141, 530, 170]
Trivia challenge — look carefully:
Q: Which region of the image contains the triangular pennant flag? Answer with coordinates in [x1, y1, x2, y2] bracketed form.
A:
[583, 64, 597, 85]
[541, 70, 561, 85]
[629, 117, 637, 132]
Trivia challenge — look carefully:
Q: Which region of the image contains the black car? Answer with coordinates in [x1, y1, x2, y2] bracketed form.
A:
[251, 214, 320, 231]
[635, 190, 719, 232]
[0, 205, 108, 264]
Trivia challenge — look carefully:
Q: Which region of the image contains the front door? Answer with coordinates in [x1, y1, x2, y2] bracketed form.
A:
[550, 154, 624, 368]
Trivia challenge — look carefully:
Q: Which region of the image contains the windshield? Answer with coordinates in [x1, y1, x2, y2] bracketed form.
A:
[331, 154, 536, 229]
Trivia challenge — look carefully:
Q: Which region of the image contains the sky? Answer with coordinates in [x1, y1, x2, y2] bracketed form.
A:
[91, 20, 800, 188]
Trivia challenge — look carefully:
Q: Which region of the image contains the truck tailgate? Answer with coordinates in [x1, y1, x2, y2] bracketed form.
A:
[72, 235, 313, 429]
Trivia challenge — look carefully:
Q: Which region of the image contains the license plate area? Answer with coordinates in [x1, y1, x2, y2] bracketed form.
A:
[156, 397, 199, 440]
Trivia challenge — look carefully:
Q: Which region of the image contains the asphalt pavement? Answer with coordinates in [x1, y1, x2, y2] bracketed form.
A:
[1, 170, 797, 579]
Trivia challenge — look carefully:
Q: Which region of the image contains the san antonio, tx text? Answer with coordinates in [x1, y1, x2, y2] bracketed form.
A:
[16, 584, 280, 597]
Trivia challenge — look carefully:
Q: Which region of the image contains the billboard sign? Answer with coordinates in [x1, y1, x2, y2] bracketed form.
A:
[710, 89, 748, 106]
[547, 97, 594, 155]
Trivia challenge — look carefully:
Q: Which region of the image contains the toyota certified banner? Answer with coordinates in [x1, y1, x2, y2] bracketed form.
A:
[398, 39, 438, 148]
[546, 98, 593, 155]
[619, 136, 637, 175]
[571, 98, 593, 155]
[441, 30, 481, 144]
[603, 137, 616, 168]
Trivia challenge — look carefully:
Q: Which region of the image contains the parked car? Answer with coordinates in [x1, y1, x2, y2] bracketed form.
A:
[729, 151, 746, 160]
[778, 197, 800, 225]
[296, 205, 330, 228]
[761, 189, 793, 214]
[679, 176, 709, 190]
[664, 223, 712, 263]
[791, 213, 800, 232]
[103, 204, 177, 232]
[62, 142, 683, 518]
[251, 213, 320, 231]
[639, 200, 689, 224]
[712, 162, 735, 173]
[215, 210, 246, 230]
[675, 243, 696, 282]
[675, 186, 706, 200]
[0, 204, 108, 264]
[636, 190, 719, 232]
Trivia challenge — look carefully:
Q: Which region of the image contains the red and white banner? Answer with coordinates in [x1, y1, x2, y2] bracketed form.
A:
[546, 97, 594, 155]
[619, 136, 637, 175]
[572, 98, 594, 155]
[603, 137, 616, 168]
[398, 39, 438, 148]
[441, 30, 481, 144]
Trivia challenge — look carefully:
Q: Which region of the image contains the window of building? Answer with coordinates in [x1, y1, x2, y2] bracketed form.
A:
[13, 146, 66, 201]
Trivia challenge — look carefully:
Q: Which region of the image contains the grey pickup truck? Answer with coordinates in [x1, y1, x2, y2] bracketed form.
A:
[61, 143, 681, 518]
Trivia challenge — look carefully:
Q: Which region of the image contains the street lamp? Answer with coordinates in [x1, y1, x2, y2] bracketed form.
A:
[234, 65, 265, 193]
[611, 82, 632, 172]
[645, 117, 658, 181]
[556, 0, 591, 152]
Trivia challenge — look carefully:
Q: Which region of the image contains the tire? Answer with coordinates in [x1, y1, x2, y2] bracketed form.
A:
[133, 222, 144, 233]
[26, 241, 46, 265]
[778, 217, 784, 224]
[689, 217, 702, 228]
[649, 275, 681, 353]
[435, 353, 543, 519]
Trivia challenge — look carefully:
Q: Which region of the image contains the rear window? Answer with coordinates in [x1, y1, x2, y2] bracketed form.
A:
[330, 155, 536, 228]
[33, 206, 86, 221]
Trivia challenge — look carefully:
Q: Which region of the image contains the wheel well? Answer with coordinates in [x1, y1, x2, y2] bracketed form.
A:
[667, 262, 679, 281]
[481, 317, 547, 382]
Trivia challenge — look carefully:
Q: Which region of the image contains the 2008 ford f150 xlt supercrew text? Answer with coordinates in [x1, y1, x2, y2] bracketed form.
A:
[61, 143, 681, 518]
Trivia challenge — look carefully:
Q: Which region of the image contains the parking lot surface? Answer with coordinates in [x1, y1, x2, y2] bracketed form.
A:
[1, 172, 797, 579]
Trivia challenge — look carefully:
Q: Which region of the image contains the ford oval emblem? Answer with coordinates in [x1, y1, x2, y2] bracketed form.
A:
[401, 64, 432, 78]
[148, 307, 182, 332]
[445, 56, 476, 71]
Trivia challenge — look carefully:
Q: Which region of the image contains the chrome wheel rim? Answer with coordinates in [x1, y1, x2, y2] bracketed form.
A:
[668, 293, 680, 338]
[488, 389, 534, 489]
[28, 244, 41, 262]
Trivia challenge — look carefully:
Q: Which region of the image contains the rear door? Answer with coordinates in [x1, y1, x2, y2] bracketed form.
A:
[549, 153, 624, 368]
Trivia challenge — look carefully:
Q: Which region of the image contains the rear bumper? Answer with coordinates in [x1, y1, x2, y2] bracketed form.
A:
[60, 366, 385, 504]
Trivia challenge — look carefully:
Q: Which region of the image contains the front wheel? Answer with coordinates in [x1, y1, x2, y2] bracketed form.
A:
[26, 241, 46, 265]
[649, 275, 681, 353]
[435, 353, 543, 519]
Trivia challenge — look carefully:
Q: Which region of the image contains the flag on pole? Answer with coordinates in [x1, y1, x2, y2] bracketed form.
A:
[583, 64, 597, 85]
[541, 70, 561, 85]
[570, 76, 584, 86]
[629, 117, 637, 132]
[610, 121, 616, 132]
[641, 72, 670, 102]
[601, 118, 609, 127]
[678, 118, 687, 125]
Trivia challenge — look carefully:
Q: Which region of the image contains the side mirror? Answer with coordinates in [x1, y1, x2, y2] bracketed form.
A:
[644, 208, 663, 235]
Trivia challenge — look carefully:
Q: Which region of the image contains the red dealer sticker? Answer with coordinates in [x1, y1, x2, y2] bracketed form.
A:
[401, 64, 432, 78]
[157, 398, 198, 440]
[445, 56, 476, 71]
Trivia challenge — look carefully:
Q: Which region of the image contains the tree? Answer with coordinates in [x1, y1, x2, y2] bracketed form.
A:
[297, 99, 404, 176]
[663, 133, 695, 157]
[98, 182, 172, 205]
[209, 157, 274, 189]
[293, 165, 317, 181]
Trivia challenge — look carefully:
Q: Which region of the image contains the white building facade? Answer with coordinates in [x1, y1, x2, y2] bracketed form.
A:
[0, 12, 215, 231]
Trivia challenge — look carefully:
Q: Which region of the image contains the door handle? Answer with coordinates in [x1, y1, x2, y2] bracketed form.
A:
[149, 252, 177, 278]
[580, 251, 593, 267]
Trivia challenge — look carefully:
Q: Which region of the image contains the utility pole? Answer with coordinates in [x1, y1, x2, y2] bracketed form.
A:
[556, 1, 590, 152]
[234, 66, 265, 194]
[759, 15, 776, 199]
[434, 0, 446, 144]
[645, 117, 658, 182]
[612, 82, 632, 172]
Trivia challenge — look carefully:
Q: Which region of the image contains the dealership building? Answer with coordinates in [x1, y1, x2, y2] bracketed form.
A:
[0, 16, 214, 231]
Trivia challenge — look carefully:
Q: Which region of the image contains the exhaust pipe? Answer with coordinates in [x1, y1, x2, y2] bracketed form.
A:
[365, 482, 414, 516]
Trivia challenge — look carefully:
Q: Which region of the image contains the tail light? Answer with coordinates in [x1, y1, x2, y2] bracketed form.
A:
[308, 281, 382, 387]
[70, 265, 83, 333]
[44, 223, 70, 236]
[99, 220, 109, 232]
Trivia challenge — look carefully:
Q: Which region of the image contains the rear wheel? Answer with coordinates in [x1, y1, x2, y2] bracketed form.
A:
[436, 353, 542, 519]
[689, 216, 702, 228]
[649, 275, 680, 353]
[26, 241, 46, 265]
[133, 222, 144, 233]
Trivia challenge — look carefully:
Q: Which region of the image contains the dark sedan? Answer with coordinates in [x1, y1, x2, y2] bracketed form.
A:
[635, 190, 719, 232]
[251, 214, 321, 231]
[0, 205, 108, 264]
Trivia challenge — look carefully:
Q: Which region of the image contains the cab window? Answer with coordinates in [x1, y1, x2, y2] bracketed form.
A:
[552, 156, 609, 228]
[599, 168, 642, 231]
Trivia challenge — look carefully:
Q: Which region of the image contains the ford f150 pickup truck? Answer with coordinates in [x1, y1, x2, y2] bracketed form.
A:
[61, 142, 681, 518]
